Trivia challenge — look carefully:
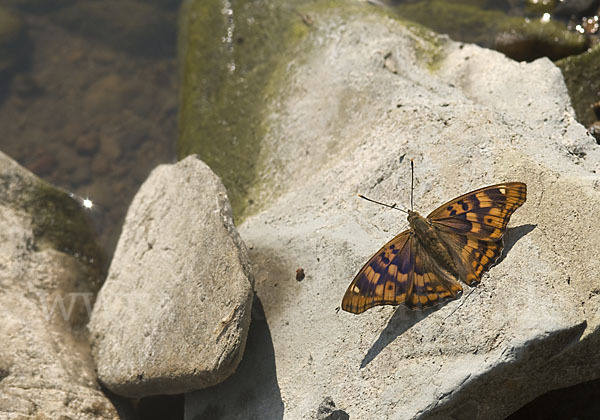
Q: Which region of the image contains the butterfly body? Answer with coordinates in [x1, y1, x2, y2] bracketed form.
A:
[408, 210, 459, 278]
[342, 182, 527, 314]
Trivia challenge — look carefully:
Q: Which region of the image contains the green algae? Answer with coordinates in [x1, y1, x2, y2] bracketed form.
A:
[177, 0, 320, 222]
[495, 18, 588, 61]
[557, 45, 600, 128]
[390, 0, 508, 47]
[389, 0, 587, 61]
[4, 0, 74, 13]
[0, 165, 107, 279]
[524, 0, 556, 16]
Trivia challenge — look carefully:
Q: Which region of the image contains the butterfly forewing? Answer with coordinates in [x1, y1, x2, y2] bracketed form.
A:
[429, 182, 526, 285]
[341, 231, 412, 314]
[341, 231, 463, 314]
[428, 182, 527, 240]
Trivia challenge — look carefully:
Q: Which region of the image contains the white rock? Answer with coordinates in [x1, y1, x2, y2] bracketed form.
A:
[0, 151, 118, 420]
[185, 8, 600, 420]
[90, 155, 254, 397]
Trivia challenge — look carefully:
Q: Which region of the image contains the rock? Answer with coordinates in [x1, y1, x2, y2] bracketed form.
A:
[98, 134, 122, 161]
[0, 151, 116, 419]
[316, 397, 350, 420]
[178, 2, 600, 419]
[507, 377, 600, 419]
[82, 74, 134, 120]
[387, 1, 588, 62]
[25, 152, 57, 177]
[89, 155, 254, 397]
[12, 73, 43, 98]
[75, 133, 100, 155]
[589, 120, 600, 143]
[494, 19, 589, 62]
[185, 299, 284, 420]
[557, 44, 600, 128]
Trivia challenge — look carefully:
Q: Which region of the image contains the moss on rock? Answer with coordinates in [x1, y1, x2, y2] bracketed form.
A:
[0, 153, 107, 279]
[177, 0, 321, 221]
[390, 0, 587, 61]
[557, 45, 600, 128]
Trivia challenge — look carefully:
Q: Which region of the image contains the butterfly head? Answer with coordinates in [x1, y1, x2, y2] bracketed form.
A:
[407, 209, 430, 232]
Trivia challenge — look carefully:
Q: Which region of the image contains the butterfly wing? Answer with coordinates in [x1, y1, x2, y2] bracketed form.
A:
[341, 230, 463, 314]
[427, 182, 527, 285]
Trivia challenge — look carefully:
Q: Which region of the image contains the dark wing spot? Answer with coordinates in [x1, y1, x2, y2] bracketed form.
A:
[355, 274, 370, 292]
[371, 261, 385, 274]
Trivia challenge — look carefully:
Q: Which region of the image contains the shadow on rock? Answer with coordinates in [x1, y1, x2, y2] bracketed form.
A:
[497, 224, 536, 266]
[360, 223, 536, 369]
[186, 296, 284, 420]
[422, 321, 588, 420]
[360, 303, 449, 369]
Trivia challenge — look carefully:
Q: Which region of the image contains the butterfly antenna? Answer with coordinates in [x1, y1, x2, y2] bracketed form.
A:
[410, 159, 414, 211]
[358, 194, 409, 214]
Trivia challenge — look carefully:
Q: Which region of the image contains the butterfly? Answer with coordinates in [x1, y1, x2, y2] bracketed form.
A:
[341, 182, 527, 314]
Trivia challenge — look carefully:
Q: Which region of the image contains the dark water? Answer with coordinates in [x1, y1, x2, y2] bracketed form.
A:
[0, 1, 179, 256]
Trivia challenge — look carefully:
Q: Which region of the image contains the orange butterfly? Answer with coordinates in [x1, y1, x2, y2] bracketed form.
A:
[342, 181, 526, 314]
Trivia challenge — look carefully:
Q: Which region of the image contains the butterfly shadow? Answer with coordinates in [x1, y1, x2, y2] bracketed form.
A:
[360, 224, 536, 369]
[496, 223, 537, 265]
[360, 302, 450, 369]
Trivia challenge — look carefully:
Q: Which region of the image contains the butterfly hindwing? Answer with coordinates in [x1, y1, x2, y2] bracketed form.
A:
[428, 182, 526, 285]
[405, 240, 463, 310]
[433, 230, 504, 285]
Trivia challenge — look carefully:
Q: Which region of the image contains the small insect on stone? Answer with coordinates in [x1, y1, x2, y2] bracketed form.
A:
[341, 175, 526, 314]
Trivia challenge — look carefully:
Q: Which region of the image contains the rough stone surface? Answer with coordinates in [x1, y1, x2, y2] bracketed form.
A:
[0, 151, 117, 419]
[90, 155, 254, 398]
[183, 5, 600, 420]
